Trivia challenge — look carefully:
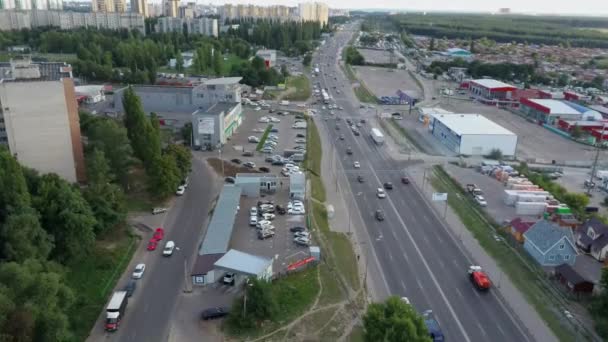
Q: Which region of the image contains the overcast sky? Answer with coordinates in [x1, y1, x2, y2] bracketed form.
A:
[206, 0, 608, 16]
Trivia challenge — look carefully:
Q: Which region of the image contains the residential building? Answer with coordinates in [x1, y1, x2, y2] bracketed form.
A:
[91, 0, 115, 12]
[576, 217, 608, 262]
[0, 56, 72, 81]
[328, 8, 349, 17]
[468, 79, 518, 105]
[220, 3, 294, 21]
[113, 0, 126, 13]
[146, 2, 162, 17]
[523, 220, 577, 267]
[298, 2, 328, 26]
[508, 218, 536, 244]
[191, 102, 242, 150]
[0, 79, 86, 183]
[255, 49, 276, 68]
[131, 0, 148, 17]
[520, 98, 601, 124]
[0, 0, 63, 10]
[554, 264, 594, 296]
[0, 10, 145, 34]
[156, 16, 218, 37]
[178, 2, 195, 19]
[428, 113, 518, 156]
[163, 0, 178, 17]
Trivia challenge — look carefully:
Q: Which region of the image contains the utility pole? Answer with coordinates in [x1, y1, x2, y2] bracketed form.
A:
[588, 124, 605, 195]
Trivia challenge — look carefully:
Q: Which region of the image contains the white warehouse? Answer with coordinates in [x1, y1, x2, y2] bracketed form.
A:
[429, 114, 518, 156]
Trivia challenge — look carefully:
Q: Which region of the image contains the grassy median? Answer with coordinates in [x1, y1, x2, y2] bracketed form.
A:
[431, 165, 579, 342]
[256, 124, 273, 151]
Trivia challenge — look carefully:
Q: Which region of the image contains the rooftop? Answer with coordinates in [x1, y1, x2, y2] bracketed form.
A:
[214, 249, 273, 276]
[523, 220, 575, 254]
[471, 79, 516, 90]
[202, 77, 242, 85]
[193, 102, 239, 117]
[191, 253, 224, 276]
[199, 185, 242, 255]
[431, 114, 516, 136]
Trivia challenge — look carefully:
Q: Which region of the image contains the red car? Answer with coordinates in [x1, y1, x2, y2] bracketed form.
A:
[153, 228, 164, 241]
[147, 239, 158, 251]
[468, 266, 491, 290]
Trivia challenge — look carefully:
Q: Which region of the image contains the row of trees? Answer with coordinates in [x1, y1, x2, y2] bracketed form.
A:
[390, 13, 608, 48]
[345, 46, 365, 65]
[427, 58, 551, 85]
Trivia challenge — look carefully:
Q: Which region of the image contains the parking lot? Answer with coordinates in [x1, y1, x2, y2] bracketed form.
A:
[353, 65, 422, 98]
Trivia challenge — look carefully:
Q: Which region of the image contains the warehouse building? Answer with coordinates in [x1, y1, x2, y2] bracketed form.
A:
[469, 79, 517, 105]
[429, 114, 518, 156]
[520, 98, 602, 124]
[191, 102, 242, 150]
[234, 173, 278, 197]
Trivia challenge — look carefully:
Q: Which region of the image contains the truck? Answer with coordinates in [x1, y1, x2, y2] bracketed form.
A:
[370, 128, 384, 145]
[105, 291, 128, 331]
[466, 184, 483, 197]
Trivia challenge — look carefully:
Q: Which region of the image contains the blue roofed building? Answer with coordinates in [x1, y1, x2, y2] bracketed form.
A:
[444, 48, 473, 59]
[523, 220, 577, 267]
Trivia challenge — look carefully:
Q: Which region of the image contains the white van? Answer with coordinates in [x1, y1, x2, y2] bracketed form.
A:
[163, 241, 175, 256]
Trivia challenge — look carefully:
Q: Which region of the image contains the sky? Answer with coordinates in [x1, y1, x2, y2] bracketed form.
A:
[204, 0, 608, 16]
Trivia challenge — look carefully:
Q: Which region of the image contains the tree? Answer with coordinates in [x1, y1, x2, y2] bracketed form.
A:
[280, 64, 289, 78]
[123, 87, 161, 167]
[86, 148, 112, 184]
[429, 38, 435, 51]
[180, 122, 193, 146]
[165, 144, 192, 180]
[1, 208, 53, 262]
[30, 174, 97, 263]
[363, 296, 430, 342]
[302, 53, 312, 67]
[175, 50, 184, 73]
[147, 155, 180, 198]
[571, 125, 583, 139]
[213, 49, 224, 76]
[227, 277, 278, 332]
[592, 269, 608, 338]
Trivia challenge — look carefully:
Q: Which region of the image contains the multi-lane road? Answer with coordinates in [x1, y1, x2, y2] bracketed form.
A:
[311, 24, 535, 342]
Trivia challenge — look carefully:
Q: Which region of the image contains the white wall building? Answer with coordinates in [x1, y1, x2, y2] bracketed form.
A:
[156, 16, 218, 37]
[298, 2, 328, 26]
[429, 114, 518, 156]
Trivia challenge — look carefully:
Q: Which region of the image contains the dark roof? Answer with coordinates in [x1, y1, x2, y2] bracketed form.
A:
[191, 253, 225, 276]
[510, 218, 536, 234]
[581, 217, 608, 250]
[555, 264, 590, 285]
[592, 234, 608, 252]
[581, 217, 608, 236]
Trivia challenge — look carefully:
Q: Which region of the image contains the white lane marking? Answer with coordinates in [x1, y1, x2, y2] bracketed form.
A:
[400, 279, 408, 293]
[388, 249, 393, 261]
[476, 321, 489, 338]
[455, 287, 464, 298]
[437, 258, 446, 270]
[349, 137, 472, 342]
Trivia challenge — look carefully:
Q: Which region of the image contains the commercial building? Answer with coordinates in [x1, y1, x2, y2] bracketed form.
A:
[289, 172, 305, 200]
[0, 56, 72, 81]
[520, 98, 602, 124]
[255, 49, 276, 68]
[113, 77, 242, 114]
[191, 102, 242, 150]
[156, 16, 218, 37]
[0, 10, 145, 34]
[468, 79, 518, 105]
[298, 2, 328, 26]
[234, 173, 278, 197]
[213, 249, 273, 283]
[429, 114, 518, 156]
[0, 79, 86, 183]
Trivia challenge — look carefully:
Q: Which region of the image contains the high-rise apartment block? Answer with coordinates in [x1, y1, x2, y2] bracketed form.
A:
[0, 10, 145, 34]
[163, 0, 179, 17]
[220, 2, 328, 26]
[298, 2, 328, 26]
[131, 0, 148, 17]
[0, 0, 62, 10]
[156, 16, 218, 37]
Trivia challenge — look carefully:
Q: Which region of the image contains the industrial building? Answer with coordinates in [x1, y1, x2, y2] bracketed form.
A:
[255, 49, 277, 68]
[234, 173, 278, 197]
[520, 98, 602, 124]
[468, 79, 518, 105]
[0, 79, 86, 183]
[191, 102, 242, 149]
[429, 114, 518, 156]
[113, 77, 242, 114]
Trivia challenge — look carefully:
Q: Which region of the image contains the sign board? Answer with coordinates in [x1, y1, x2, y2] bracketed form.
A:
[197, 118, 214, 134]
[432, 193, 448, 201]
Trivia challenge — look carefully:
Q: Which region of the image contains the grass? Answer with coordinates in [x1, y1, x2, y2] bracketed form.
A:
[343, 65, 378, 104]
[306, 118, 326, 202]
[381, 118, 425, 152]
[431, 165, 579, 342]
[284, 75, 312, 101]
[319, 263, 347, 304]
[348, 324, 365, 342]
[66, 226, 138, 341]
[256, 124, 273, 151]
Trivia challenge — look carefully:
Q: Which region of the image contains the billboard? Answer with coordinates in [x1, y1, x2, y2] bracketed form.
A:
[197, 118, 215, 134]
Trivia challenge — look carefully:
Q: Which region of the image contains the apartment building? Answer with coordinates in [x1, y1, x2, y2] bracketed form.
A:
[156, 16, 218, 37]
[220, 3, 294, 21]
[163, 0, 179, 17]
[0, 10, 145, 34]
[1, 0, 62, 10]
[131, 0, 147, 17]
[298, 2, 328, 26]
[0, 78, 86, 183]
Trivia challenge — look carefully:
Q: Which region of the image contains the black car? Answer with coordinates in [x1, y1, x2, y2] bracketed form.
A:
[265, 156, 274, 163]
[123, 280, 137, 297]
[353, 130, 360, 136]
[375, 210, 385, 221]
[258, 200, 274, 207]
[201, 307, 229, 320]
[269, 108, 274, 113]
[225, 177, 236, 184]
[242, 151, 254, 157]
[346, 147, 353, 155]
[339, 135, 345, 140]
[384, 182, 394, 190]
[357, 175, 364, 183]
[296, 133, 306, 138]
[335, 125, 340, 130]
[231, 158, 241, 164]
[401, 177, 410, 184]
[259, 167, 270, 173]
[360, 119, 366, 124]
[276, 205, 287, 215]
[290, 226, 307, 232]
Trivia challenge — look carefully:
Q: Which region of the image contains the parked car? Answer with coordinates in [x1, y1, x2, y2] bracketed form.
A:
[132, 263, 146, 279]
[259, 167, 270, 173]
[176, 185, 186, 196]
[153, 228, 165, 241]
[296, 133, 306, 138]
[294, 231, 310, 238]
[248, 136, 260, 143]
[152, 207, 167, 215]
[249, 215, 258, 226]
[231, 158, 242, 164]
[258, 230, 275, 240]
[290, 226, 307, 232]
[242, 151, 254, 157]
[294, 236, 310, 246]
[225, 177, 236, 184]
[475, 195, 488, 207]
[201, 307, 230, 320]
[223, 272, 235, 285]
[147, 239, 158, 251]
[162, 241, 175, 256]
[244, 162, 256, 168]
[276, 205, 287, 215]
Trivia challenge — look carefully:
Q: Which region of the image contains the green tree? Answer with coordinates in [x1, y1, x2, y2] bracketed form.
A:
[363, 296, 430, 342]
[165, 144, 192, 180]
[429, 38, 435, 51]
[486, 148, 503, 160]
[180, 122, 193, 146]
[213, 49, 224, 76]
[280, 64, 289, 78]
[123, 87, 161, 167]
[30, 174, 97, 263]
[227, 277, 278, 332]
[302, 53, 312, 66]
[592, 269, 608, 338]
[175, 50, 184, 73]
[147, 155, 180, 198]
[1, 208, 53, 262]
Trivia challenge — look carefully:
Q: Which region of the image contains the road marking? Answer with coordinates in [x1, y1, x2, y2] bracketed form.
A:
[455, 287, 464, 298]
[476, 321, 489, 338]
[400, 279, 408, 293]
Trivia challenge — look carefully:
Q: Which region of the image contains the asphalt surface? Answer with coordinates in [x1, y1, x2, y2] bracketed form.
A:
[312, 24, 534, 342]
[88, 156, 219, 342]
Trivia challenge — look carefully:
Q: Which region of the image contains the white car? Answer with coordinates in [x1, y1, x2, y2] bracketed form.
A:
[262, 213, 275, 220]
[401, 297, 411, 305]
[250, 207, 258, 216]
[294, 138, 307, 144]
[255, 107, 262, 111]
[294, 236, 310, 246]
[288, 201, 304, 209]
[475, 195, 488, 207]
[248, 136, 260, 143]
[176, 185, 186, 196]
[270, 117, 281, 123]
[256, 220, 272, 228]
[132, 263, 146, 279]
[353, 161, 361, 168]
[258, 117, 270, 123]
[377, 188, 387, 199]
[249, 215, 258, 226]
[294, 231, 310, 238]
[288, 208, 306, 215]
[162, 241, 175, 256]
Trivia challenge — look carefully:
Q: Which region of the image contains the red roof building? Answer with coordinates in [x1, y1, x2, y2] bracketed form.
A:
[469, 79, 518, 106]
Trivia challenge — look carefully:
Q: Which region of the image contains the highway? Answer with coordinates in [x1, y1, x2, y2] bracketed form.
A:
[311, 24, 534, 341]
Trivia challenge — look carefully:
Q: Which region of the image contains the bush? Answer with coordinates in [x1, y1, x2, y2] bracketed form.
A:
[486, 148, 503, 160]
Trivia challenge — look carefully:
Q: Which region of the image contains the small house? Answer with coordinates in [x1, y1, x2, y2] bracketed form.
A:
[576, 217, 608, 262]
[554, 264, 594, 295]
[523, 220, 577, 267]
[508, 218, 536, 243]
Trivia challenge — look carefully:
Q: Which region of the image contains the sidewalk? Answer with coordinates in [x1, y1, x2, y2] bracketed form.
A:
[407, 163, 558, 342]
